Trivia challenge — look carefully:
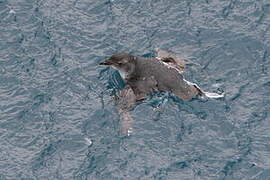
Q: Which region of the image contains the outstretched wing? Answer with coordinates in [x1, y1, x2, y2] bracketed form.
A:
[114, 76, 158, 136]
[115, 85, 136, 111]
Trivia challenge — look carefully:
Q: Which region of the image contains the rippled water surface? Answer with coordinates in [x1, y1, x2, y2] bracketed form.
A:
[0, 0, 270, 179]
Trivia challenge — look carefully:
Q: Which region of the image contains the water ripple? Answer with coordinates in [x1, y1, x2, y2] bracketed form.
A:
[0, 0, 269, 179]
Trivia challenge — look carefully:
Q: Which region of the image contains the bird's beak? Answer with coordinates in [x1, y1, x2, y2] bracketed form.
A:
[99, 59, 113, 66]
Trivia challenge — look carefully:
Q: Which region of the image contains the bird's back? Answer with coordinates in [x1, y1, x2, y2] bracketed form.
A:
[134, 57, 199, 100]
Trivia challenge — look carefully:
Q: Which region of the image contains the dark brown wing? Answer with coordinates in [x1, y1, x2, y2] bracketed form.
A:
[171, 82, 201, 101]
[115, 76, 158, 135]
[115, 85, 136, 111]
[127, 76, 158, 101]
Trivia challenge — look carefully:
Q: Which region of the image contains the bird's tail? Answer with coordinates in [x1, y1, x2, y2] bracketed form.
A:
[184, 79, 225, 99]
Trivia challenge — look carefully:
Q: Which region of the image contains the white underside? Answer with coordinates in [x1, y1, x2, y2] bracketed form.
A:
[112, 66, 127, 79]
[118, 70, 127, 79]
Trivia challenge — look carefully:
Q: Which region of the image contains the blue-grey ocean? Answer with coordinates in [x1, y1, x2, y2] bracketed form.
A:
[0, 0, 269, 179]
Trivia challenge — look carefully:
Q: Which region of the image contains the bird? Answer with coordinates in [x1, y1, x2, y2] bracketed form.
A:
[99, 50, 224, 135]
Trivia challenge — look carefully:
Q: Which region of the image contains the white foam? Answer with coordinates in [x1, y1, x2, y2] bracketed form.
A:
[203, 91, 225, 98]
[84, 137, 93, 146]
[9, 9, 15, 14]
[127, 128, 133, 136]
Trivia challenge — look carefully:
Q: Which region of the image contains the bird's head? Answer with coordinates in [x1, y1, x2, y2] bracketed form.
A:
[99, 53, 136, 79]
